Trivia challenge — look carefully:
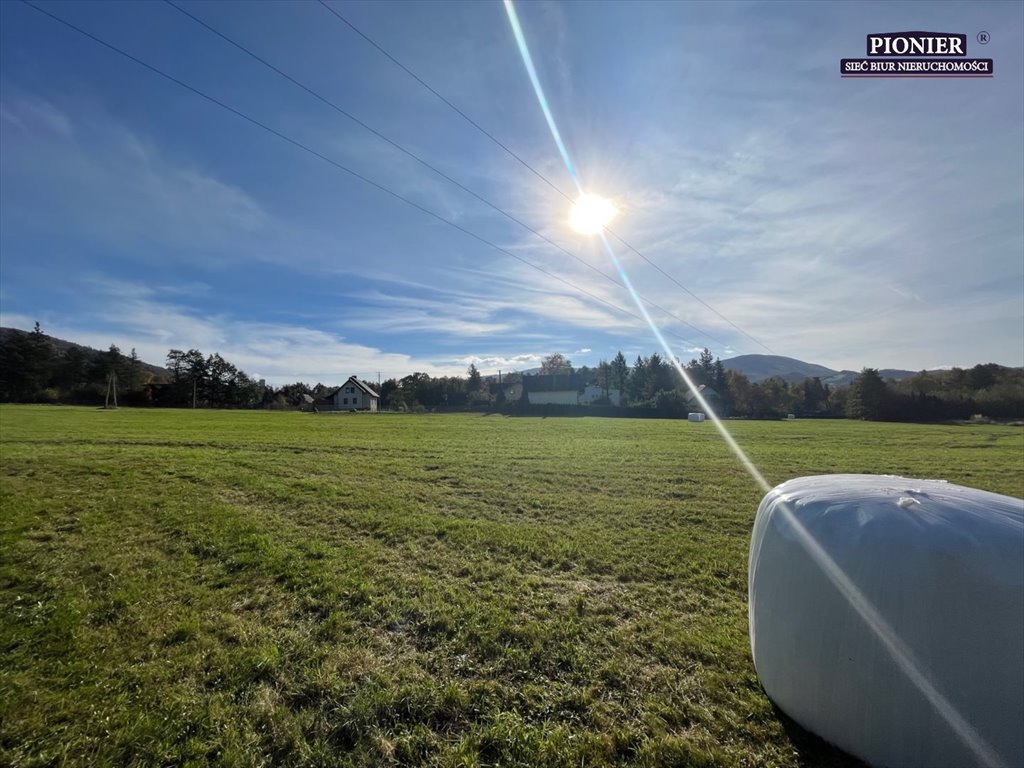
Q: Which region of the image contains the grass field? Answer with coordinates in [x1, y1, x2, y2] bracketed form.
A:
[2, 406, 1022, 767]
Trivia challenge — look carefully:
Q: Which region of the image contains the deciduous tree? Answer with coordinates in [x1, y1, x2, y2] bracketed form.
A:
[540, 353, 573, 375]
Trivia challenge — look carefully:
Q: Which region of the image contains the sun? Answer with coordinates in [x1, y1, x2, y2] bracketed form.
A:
[569, 193, 617, 235]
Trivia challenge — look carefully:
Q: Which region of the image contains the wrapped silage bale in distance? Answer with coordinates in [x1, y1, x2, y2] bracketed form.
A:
[687, 412, 705, 422]
[748, 475, 1023, 768]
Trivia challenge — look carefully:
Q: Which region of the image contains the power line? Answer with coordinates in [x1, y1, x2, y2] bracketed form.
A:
[316, 0, 567, 202]
[162, 0, 727, 347]
[19, 0, 704, 350]
[318, 0, 774, 355]
[607, 228, 775, 353]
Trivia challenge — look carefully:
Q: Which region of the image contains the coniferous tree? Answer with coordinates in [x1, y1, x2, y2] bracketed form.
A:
[627, 356, 647, 403]
[466, 363, 482, 392]
[127, 348, 141, 391]
[596, 360, 611, 398]
[610, 352, 629, 398]
[847, 368, 889, 420]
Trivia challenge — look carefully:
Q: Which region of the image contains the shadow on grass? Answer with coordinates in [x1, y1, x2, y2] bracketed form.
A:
[774, 704, 867, 768]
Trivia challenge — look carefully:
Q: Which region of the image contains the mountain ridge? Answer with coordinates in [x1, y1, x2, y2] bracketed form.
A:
[722, 354, 918, 386]
[0, 326, 170, 379]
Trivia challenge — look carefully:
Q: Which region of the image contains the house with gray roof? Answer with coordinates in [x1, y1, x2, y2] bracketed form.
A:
[318, 376, 380, 412]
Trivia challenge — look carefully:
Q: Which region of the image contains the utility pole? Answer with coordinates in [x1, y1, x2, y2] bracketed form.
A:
[105, 370, 118, 409]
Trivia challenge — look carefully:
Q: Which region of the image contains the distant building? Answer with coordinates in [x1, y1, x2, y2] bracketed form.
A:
[522, 373, 620, 406]
[523, 373, 585, 405]
[318, 376, 380, 412]
[686, 384, 721, 411]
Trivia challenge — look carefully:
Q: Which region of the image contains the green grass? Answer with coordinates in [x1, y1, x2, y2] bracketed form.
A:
[1, 406, 1021, 767]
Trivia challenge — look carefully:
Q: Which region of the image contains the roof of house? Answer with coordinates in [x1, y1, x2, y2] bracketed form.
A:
[321, 377, 380, 400]
[686, 384, 720, 402]
[345, 376, 380, 398]
[521, 373, 588, 393]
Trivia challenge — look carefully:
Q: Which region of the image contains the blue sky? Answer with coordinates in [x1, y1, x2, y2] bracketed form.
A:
[1, 1, 1021, 385]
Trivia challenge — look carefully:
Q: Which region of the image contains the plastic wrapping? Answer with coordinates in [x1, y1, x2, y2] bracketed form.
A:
[749, 475, 1023, 768]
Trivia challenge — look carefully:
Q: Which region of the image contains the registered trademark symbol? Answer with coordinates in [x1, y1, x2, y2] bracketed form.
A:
[977, 31, 990, 45]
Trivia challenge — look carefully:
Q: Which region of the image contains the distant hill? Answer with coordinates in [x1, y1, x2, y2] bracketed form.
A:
[877, 368, 921, 381]
[0, 327, 169, 379]
[721, 354, 839, 383]
[482, 367, 540, 382]
[722, 354, 917, 386]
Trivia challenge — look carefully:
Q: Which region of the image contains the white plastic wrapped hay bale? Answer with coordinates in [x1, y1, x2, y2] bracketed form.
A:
[748, 475, 1023, 768]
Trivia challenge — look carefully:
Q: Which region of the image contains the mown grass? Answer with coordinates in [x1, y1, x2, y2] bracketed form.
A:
[1, 406, 1021, 767]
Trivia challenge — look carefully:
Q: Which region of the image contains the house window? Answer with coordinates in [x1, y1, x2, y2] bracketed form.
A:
[343, 397, 348, 405]
[347, 387, 354, 394]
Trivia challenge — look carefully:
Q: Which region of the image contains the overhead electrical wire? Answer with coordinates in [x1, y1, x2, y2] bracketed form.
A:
[317, 0, 775, 355]
[162, 0, 728, 348]
[18, 0, 705, 350]
[316, 0, 567, 202]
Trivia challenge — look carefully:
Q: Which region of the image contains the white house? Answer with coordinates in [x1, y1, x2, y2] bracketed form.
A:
[522, 374, 621, 406]
[686, 384, 720, 409]
[321, 377, 379, 412]
[524, 373, 584, 405]
[528, 389, 578, 405]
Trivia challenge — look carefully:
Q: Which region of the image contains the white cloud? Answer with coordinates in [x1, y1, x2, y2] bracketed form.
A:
[0, 92, 269, 255]
[1, 93, 73, 137]
[5, 278, 468, 385]
[318, 128, 473, 224]
[339, 288, 514, 337]
[453, 352, 546, 373]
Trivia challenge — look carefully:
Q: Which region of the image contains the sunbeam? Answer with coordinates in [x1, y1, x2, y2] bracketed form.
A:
[503, 0, 582, 194]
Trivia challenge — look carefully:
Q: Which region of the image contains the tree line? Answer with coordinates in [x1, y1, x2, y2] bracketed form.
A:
[157, 349, 264, 408]
[0, 323, 150, 405]
[1, 325, 1020, 420]
[374, 350, 1022, 421]
[845, 365, 1023, 421]
[0, 324, 267, 408]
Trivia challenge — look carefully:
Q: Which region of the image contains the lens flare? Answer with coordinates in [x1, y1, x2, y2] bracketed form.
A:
[570, 193, 617, 234]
